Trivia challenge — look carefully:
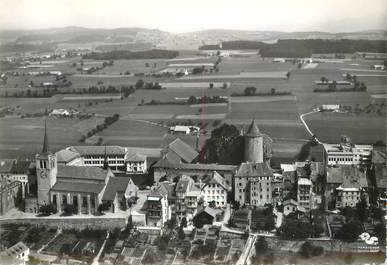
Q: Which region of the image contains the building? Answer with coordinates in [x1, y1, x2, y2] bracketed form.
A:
[126, 153, 147, 174]
[283, 199, 306, 216]
[175, 176, 196, 222]
[0, 242, 29, 265]
[153, 157, 237, 185]
[169, 125, 190, 135]
[234, 120, 273, 206]
[335, 186, 363, 208]
[66, 146, 127, 172]
[201, 171, 230, 208]
[160, 138, 198, 164]
[234, 162, 273, 206]
[0, 159, 32, 198]
[372, 64, 385, 70]
[35, 121, 134, 215]
[50, 109, 70, 116]
[146, 184, 171, 227]
[0, 179, 22, 215]
[297, 178, 313, 210]
[101, 177, 138, 213]
[323, 136, 372, 166]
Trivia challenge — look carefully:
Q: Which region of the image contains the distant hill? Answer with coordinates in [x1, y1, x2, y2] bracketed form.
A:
[0, 26, 385, 50]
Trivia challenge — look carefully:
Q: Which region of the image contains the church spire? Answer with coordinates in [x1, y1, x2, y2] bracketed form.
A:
[103, 145, 109, 169]
[42, 119, 49, 154]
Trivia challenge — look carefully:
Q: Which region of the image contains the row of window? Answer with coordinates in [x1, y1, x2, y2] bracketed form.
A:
[206, 189, 225, 194]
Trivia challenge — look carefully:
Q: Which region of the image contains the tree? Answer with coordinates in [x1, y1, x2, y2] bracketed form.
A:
[277, 220, 313, 239]
[270, 88, 276, 94]
[120, 196, 128, 211]
[244, 86, 256, 96]
[97, 202, 110, 214]
[355, 196, 368, 222]
[374, 223, 386, 241]
[180, 217, 187, 228]
[62, 203, 77, 216]
[135, 79, 144, 89]
[255, 237, 269, 256]
[178, 227, 185, 240]
[338, 221, 362, 242]
[39, 204, 57, 216]
[299, 242, 314, 258]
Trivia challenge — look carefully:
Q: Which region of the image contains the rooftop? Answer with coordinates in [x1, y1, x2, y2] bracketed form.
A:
[69, 145, 126, 156]
[245, 120, 261, 137]
[51, 180, 105, 194]
[298, 178, 312, 185]
[203, 171, 230, 191]
[102, 177, 135, 201]
[326, 165, 368, 188]
[126, 153, 147, 162]
[57, 165, 111, 182]
[57, 149, 80, 163]
[235, 162, 272, 177]
[153, 157, 237, 172]
[2, 242, 29, 257]
[163, 138, 198, 163]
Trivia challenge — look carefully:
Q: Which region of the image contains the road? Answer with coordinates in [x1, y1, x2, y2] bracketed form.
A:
[236, 234, 257, 265]
[299, 110, 323, 144]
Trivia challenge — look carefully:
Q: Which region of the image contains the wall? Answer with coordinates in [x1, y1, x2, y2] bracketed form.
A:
[0, 216, 127, 230]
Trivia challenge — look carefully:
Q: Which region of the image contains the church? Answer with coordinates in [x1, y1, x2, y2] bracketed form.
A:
[35, 122, 137, 215]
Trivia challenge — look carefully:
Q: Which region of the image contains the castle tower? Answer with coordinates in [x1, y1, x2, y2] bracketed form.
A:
[244, 119, 264, 163]
[36, 120, 57, 206]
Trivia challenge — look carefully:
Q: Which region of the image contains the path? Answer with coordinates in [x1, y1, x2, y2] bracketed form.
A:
[236, 234, 257, 265]
[91, 231, 110, 265]
[37, 228, 62, 253]
[299, 110, 323, 144]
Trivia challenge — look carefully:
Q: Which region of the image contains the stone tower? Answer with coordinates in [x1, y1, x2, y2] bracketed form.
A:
[244, 119, 264, 163]
[36, 120, 57, 206]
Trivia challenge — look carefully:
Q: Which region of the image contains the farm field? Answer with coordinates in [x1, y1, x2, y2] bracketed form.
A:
[0, 52, 386, 160]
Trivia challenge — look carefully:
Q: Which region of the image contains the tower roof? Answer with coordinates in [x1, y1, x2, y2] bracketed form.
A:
[245, 119, 261, 137]
[42, 120, 50, 154]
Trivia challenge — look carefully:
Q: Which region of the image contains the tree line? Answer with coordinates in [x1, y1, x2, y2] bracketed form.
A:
[82, 49, 179, 60]
[200, 39, 387, 58]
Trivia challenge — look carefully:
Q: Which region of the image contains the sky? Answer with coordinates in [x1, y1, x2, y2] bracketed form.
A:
[0, 0, 386, 33]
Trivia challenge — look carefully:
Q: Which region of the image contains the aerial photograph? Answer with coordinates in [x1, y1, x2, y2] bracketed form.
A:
[0, 0, 386, 264]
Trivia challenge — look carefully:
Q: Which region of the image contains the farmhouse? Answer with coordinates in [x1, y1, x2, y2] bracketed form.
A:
[50, 109, 70, 116]
[372, 64, 385, 70]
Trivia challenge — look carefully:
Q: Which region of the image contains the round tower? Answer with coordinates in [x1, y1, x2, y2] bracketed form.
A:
[244, 120, 264, 163]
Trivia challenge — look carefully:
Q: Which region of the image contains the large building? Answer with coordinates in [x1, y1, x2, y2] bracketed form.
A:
[234, 120, 273, 206]
[35, 121, 137, 214]
[323, 136, 372, 166]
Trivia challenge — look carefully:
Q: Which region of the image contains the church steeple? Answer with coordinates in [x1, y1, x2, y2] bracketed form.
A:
[103, 145, 109, 169]
[42, 119, 49, 154]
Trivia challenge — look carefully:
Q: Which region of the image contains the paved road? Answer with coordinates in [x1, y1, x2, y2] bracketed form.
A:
[299, 110, 323, 144]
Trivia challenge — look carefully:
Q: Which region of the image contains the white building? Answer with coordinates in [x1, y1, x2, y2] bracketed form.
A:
[201, 171, 230, 208]
[323, 137, 372, 166]
[335, 186, 363, 208]
[1, 242, 30, 265]
[372, 64, 385, 70]
[297, 178, 313, 210]
[50, 109, 70, 116]
[146, 184, 171, 227]
[126, 153, 147, 174]
[169, 125, 190, 135]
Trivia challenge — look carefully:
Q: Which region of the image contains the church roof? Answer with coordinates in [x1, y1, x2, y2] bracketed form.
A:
[51, 181, 105, 194]
[57, 165, 110, 181]
[245, 120, 261, 137]
[235, 162, 272, 177]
